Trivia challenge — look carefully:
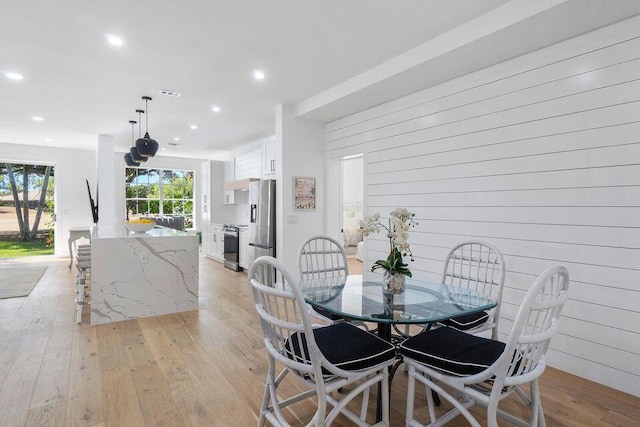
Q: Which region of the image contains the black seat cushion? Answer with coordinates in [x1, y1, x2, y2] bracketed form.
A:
[285, 322, 395, 371]
[400, 327, 505, 376]
[441, 310, 489, 331]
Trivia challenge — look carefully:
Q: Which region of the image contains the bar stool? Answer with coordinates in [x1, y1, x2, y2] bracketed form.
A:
[75, 244, 91, 323]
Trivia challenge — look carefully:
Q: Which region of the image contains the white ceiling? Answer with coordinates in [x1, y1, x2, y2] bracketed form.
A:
[1, 0, 639, 160]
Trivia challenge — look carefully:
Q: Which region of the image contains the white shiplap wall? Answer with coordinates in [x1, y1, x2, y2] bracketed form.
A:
[324, 17, 640, 397]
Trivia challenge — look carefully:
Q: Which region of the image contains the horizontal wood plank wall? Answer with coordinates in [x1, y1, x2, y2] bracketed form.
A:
[324, 17, 640, 397]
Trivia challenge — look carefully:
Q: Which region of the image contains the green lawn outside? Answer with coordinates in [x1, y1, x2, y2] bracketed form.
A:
[0, 240, 54, 258]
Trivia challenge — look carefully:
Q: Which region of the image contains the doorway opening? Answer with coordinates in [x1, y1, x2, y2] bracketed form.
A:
[340, 154, 363, 273]
[0, 162, 55, 258]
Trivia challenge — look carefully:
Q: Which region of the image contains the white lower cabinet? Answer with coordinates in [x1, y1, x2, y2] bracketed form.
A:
[202, 225, 211, 255]
[214, 230, 225, 261]
[205, 224, 225, 262]
[239, 228, 248, 270]
[203, 229, 213, 258]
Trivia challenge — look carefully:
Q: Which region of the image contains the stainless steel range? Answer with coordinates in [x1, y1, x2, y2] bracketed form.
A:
[223, 224, 241, 271]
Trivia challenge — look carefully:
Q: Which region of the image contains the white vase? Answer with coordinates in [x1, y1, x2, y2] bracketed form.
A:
[382, 270, 406, 293]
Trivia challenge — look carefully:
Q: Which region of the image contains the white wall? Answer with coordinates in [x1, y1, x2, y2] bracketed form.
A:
[97, 135, 116, 227]
[324, 16, 640, 397]
[0, 142, 96, 257]
[276, 104, 325, 277]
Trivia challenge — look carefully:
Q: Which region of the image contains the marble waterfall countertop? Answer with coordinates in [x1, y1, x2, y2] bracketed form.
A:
[92, 225, 191, 239]
[90, 225, 199, 325]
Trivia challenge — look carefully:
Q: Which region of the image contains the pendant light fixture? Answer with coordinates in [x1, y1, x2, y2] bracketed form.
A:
[133, 110, 147, 163]
[124, 151, 137, 166]
[129, 120, 145, 163]
[124, 119, 138, 166]
[135, 96, 159, 157]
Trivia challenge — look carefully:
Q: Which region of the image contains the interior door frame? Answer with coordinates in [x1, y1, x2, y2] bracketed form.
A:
[324, 156, 342, 243]
[325, 152, 365, 248]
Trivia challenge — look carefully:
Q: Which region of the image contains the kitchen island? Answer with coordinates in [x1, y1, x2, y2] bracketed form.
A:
[90, 225, 199, 325]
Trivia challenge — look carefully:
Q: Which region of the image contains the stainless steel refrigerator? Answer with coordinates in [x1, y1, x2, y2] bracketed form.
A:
[248, 179, 276, 268]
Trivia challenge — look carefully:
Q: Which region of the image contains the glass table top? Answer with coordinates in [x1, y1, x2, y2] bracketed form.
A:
[300, 275, 497, 325]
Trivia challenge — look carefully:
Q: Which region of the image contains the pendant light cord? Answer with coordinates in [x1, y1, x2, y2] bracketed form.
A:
[136, 109, 144, 138]
[130, 121, 136, 147]
[145, 98, 149, 133]
[141, 96, 152, 134]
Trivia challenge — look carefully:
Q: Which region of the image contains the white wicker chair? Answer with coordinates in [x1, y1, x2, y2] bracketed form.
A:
[439, 241, 506, 340]
[402, 241, 505, 339]
[250, 256, 395, 426]
[298, 235, 350, 325]
[401, 265, 570, 427]
[298, 235, 349, 280]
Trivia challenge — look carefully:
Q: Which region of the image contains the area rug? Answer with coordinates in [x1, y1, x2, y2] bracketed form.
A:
[0, 266, 47, 298]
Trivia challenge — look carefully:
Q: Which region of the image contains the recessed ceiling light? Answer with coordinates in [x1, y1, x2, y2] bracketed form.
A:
[190, 125, 197, 130]
[44, 138, 53, 142]
[32, 116, 44, 122]
[253, 70, 265, 80]
[211, 106, 221, 113]
[173, 137, 180, 141]
[5, 72, 24, 80]
[161, 148, 167, 151]
[105, 34, 123, 46]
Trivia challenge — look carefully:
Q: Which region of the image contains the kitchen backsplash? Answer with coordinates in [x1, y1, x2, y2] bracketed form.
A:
[234, 196, 250, 225]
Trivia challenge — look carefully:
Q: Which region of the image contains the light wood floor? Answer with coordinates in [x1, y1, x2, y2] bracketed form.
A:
[0, 255, 639, 426]
[347, 257, 363, 275]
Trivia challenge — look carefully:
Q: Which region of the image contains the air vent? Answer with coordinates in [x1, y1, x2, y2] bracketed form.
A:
[168, 142, 180, 146]
[159, 89, 182, 97]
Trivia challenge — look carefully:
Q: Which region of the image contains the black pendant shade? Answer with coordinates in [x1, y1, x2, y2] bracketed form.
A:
[130, 146, 146, 162]
[124, 119, 145, 166]
[124, 152, 138, 166]
[135, 96, 159, 157]
[133, 113, 146, 162]
[135, 131, 159, 157]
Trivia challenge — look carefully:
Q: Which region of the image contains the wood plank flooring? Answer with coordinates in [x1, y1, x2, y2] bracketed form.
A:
[0, 255, 638, 426]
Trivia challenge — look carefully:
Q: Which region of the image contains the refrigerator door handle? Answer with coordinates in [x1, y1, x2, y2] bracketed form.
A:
[250, 204, 257, 223]
[249, 242, 272, 250]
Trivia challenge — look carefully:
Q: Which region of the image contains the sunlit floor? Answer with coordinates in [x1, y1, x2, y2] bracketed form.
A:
[347, 256, 363, 275]
[0, 254, 638, 426]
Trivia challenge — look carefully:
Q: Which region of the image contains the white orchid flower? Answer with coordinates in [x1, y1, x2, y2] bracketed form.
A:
[361, 208, 418, 277]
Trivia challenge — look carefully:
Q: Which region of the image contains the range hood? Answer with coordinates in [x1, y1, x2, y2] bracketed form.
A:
[225, 177, 260, 191]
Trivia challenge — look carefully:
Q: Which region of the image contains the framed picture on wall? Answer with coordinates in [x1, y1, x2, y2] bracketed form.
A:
[294, 176, 316, 210]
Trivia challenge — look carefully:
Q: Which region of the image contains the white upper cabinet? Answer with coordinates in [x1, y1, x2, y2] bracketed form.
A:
[263, 136, 276, 176]
[201, 159, 236, 224]
[223, 159, 235, 204]
[234, 150, 262, 180]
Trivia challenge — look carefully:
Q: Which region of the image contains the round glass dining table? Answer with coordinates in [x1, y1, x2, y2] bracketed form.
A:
[299, 274, 497, 342]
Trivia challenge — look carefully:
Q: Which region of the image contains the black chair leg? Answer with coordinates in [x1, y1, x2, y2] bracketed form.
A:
[432, 389, 441, 406]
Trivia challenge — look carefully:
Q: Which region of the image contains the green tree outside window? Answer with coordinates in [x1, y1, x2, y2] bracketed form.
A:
[125, 167, 195, 228]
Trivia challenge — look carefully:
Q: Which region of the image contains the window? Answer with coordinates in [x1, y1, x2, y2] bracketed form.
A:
[125, 167, 194, 228]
